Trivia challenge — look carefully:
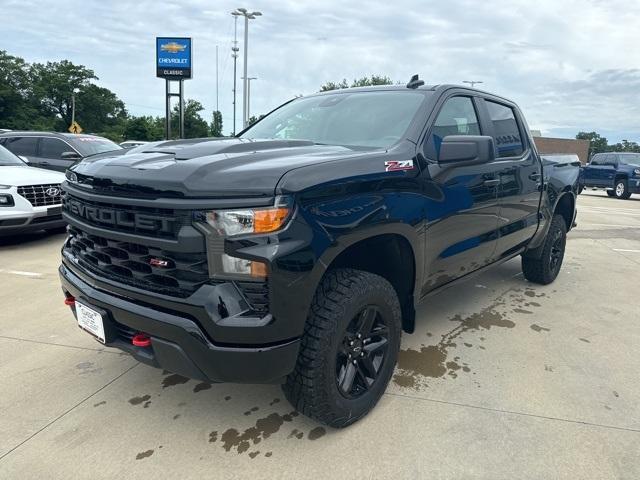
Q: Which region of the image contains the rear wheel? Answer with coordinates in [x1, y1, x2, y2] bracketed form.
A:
[522, 214, 567, 285]
[283, 268, 401, 428]
[614, 178, 631, 199]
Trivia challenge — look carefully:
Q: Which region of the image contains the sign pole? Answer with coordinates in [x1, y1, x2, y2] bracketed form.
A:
[179, 79, 184, 139]
[165, 79, 171, 140]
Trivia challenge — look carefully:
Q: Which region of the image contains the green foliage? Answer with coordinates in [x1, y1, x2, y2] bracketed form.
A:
[320, 75, 393, 92]
[576, 132, 640, 156]
[210, 110, 223, 137]
[247, 114, 265, 127]
[170, 99, 209, 139]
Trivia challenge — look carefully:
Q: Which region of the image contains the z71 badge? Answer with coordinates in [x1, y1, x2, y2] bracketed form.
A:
[385, 160, 414, 172]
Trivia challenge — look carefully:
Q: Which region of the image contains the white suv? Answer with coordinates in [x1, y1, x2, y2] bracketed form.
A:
[0, 145, 66, 236]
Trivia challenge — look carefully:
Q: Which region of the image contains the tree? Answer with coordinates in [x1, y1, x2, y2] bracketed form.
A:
[610, 139, 640, 153]
[0, 50, 45, 129]
[170, 99, 209, 138]
[247, 114, 265, 126]
[210, 110, 223, 137]
[576, 131, 609, 157]
[320, 75, 393, 91]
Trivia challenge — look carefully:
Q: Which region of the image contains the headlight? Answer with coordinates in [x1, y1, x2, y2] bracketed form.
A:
[201, 199, 292, 237]
[0, 194, 15, 206]
[0, 184, 11, 189]
[634, 168, 640, 176]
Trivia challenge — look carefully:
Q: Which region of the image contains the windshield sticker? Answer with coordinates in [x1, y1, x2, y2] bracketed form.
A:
[385, 160, 414, 172]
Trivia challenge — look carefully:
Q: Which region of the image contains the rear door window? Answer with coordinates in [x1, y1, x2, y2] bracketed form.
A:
[485, 101, 524, 158]
[3, 136, 39, 156]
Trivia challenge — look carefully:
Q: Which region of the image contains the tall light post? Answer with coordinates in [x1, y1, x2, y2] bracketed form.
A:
[243, 76, 257, 121]
[230, 13, 239, 135]
[232, 7, 262, 129]
[71, 87, 80, 126]
[462, 80, 483, 88]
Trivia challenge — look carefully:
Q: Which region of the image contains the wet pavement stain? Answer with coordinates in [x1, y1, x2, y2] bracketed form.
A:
[93, 401, 106, 407]
[513, 308, 533, 314]
[209, 431, 218, 443]
[249, 451, 260, 459]
[129, 395, 151, 406]
[524, 290, 536, 297]
[308, 427, 326, 440]
[265, 452, 273, 457]
[613, 391, 619, 398]
[162, 374, 189, 389]
[269, 398, 281, 406]
[214, 411, 300, 454]
[244, 406, 260, 416]
[545, 365, 554, 372]
[143, 401, 152, 408]
[463, 342, 473, 348]
[288, 429, 304, 440]
[173, 414, 181, 420]
[579, 338, 591, 343]
[394, 292, 517, 388]
[530, 324, 550, 333]
[193, 382, 212, 393]
[224, 396, 232, 401]
[136, 449, 154, 460]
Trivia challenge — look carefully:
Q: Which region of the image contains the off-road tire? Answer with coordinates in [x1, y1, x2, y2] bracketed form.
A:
[522, 214, 567, 285]
[283, 268, 401, 428]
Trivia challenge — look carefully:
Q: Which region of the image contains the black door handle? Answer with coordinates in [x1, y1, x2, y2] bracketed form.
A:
[483, 178, 500, 186]
[529, 172, 541, 180]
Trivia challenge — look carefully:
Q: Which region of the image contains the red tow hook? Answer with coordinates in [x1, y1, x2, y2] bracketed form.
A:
[132, 333, 151, 348]
[64, 296, 76, 306]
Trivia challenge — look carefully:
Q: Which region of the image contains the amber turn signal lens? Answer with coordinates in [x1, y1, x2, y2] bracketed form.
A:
[250, 261, 267, 278]
[254, 207, 289, 233]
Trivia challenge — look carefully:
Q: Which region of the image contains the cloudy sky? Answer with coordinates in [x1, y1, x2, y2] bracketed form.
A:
[3, 0, 639, 141]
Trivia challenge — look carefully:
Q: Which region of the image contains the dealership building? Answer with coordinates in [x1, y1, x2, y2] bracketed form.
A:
[530, 132, 590, 164]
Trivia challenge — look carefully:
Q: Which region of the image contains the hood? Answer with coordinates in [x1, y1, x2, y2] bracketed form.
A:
[0, 165, 66, 186]
[69, 138, 374, 198]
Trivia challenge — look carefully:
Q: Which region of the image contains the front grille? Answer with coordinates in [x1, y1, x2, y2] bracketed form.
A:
[62, 193, 189, 239]
[66, 227, 208, 297]
[18, 184, 62, 207]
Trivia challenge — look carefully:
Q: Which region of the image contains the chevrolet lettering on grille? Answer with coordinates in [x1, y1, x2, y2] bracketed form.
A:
[65, 198, 175, 234]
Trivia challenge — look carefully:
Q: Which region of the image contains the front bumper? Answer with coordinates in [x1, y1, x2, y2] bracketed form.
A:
[0, 200, 65, 236]
[59, 263, 300, 383]
[629, 178, 640, 194]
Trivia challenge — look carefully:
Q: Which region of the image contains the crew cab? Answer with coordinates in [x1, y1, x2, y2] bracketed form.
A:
[58, 79, 579, 427]
[579, 152, 640, 199]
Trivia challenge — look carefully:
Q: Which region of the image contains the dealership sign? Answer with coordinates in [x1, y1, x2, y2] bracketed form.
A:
[156, 37, 192, 79]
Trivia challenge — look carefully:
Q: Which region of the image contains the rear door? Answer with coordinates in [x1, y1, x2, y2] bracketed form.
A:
[2, 136, 40, 166]
[39, 137, 80, 171]
[478, 99, 541, 258]
[420, 95, 501, 293]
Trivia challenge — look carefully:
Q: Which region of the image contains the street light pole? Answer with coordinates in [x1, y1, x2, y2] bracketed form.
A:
[232, 8, 262, 129]
[244, 76, 257, 121]
[462, 80, 483, 88]
[231, 14, 239, 135]
[71, 87, 79, 127]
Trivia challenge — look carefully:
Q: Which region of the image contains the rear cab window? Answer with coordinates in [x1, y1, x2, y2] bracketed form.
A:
[485, 101, 524, 158]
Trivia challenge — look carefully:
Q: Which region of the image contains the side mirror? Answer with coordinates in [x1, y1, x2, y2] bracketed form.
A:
[438, 135, 495, 167]
[61, 151, 82, 161]
[18, 155, 29, 163]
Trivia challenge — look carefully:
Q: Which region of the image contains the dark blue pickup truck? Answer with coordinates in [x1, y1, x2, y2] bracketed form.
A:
[579, 152, 640, 199]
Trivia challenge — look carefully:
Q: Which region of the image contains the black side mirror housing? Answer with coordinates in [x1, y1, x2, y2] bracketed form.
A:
[61, 151, 82, 161]
[438, 135, 495, 167]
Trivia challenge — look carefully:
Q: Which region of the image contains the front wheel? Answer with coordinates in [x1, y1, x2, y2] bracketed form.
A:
[606, 189, 616, 197]
[614, 179, 631, 199]
[283, 268, 401, 428]
[522, 214, 567, 285]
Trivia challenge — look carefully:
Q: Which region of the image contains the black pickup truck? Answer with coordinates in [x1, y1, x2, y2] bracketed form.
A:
[59, 79, 579, 427]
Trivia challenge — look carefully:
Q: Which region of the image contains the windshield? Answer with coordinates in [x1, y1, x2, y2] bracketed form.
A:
[0, 145, 25, 166]
[621, 154, 640, 165]
[69, 136, 123, 156]
[242, 90, 429, 148]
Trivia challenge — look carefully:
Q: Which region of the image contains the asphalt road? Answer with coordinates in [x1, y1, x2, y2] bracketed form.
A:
[1, 190, 639, 479]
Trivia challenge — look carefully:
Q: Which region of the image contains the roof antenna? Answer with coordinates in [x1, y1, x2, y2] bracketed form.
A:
[406, 74, 424, 89]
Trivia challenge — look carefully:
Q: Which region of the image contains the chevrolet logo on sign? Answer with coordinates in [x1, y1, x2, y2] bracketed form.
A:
[160, 42, 186, 54]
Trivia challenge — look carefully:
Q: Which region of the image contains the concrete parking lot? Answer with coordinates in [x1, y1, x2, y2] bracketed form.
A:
[0, 190, 639, 479]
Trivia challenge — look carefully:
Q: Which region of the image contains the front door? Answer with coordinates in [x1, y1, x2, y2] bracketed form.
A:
[420, 95, 500, 294]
